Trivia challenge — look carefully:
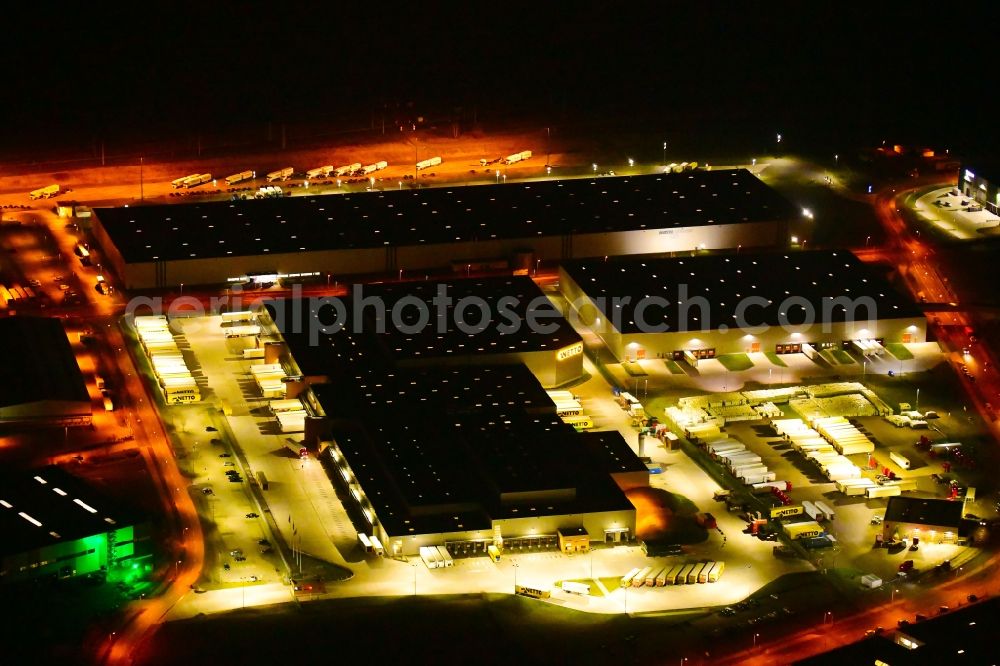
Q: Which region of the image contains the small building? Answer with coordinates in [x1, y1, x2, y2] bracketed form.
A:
[0, 466, 149, 582]
[959, 163, 1000, 215]
[883, 496, 965, 545]
[0, 317, 92, 427]
[557, 527, 590, 553]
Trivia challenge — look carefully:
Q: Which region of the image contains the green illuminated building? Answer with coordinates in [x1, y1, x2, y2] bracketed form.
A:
[0, 466, 148, 582]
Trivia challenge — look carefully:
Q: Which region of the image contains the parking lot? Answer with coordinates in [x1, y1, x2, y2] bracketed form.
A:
[913, 186, 1000, 239]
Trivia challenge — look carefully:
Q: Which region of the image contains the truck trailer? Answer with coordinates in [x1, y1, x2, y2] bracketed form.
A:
[29, 184, 60, 200]
[266, 167, 294, 182]
[416, 156, 443, 170]
[225, 170, 255, 185]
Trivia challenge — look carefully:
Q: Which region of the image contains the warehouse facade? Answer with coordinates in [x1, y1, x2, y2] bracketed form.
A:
[559, 250, 926, 363]
[882, 496, 966, 545]
[0, 466, 148, 582]
[91, 169, 802, 289]
[959, 163, 1000, 215]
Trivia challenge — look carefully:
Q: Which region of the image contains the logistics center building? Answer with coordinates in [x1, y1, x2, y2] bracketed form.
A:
[558, 249, 926, 363]
[0, 317, 92, 427]
[91, 169, 802, 289]
[257, 277, 641, 557]
[0, 466, 148, 582]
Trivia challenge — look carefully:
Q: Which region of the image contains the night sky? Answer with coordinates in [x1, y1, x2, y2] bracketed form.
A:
[1, 3, 993, 158]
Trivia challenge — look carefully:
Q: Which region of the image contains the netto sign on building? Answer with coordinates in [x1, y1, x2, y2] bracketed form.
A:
[557, 342, 584, 361]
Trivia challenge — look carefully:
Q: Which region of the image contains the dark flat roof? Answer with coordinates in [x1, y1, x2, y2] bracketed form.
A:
[0, 317, 90, 409]
[884, 496, 964, 528]
[94, 169, 796, 264]
[562, 249, 922, 334]
[264, 276, 581, 375]
[313, 362, 632, 538]
[0, 466, 143, 557]
[580, 431, 648, 475]
[797, 597, 1000, 664]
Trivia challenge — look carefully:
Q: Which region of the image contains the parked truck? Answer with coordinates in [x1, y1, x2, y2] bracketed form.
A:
[335, 163, 361, 177]
[632, 567, 653, 587]
[29, 184, 60, 200]
[266, 167, 294, 182]
[183, 173, 212, 188]
[171, 174, 199, 188]
[307, 165, 335, 179]
[751, 480, 791, 493]
[707, 561, 725, 582]
[416, 156, 443, 170]
[504, 150, 532, 164]
[866, 484, 903, 499]
[225, 170, 255, 185]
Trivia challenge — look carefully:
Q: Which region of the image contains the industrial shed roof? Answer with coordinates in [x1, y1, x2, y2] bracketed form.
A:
[561, 249, 922, 334]
[93, 169, 796, 263]
[0, 317, 90, 411]
[263, 276, 581, 375]
[0, 466, 144, 557]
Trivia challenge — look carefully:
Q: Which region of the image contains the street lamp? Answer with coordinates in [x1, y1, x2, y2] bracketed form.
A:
[662, 141, 666, 165]
[866, 235, 871, 247]
[512, 561, 519, 590]
[628, 157, 634, 168]
[776, 133, 782, 144]
[592, 163, 598, 173]
[412, 563, 418, 595]
[753, 632, 760, 648]
[496, 170, 500, 184]
[916, 388, 920, 410]
[824, 611, 832, 624]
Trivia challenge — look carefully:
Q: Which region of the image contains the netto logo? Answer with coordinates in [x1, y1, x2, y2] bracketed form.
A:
[557, 342, 584, 361]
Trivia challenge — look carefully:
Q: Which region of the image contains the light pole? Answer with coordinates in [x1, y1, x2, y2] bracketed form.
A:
[512, 561, 519, 590]
[495, 170, 500, 184]
[662, 141, 666, 166]
[592, 163, 598, 175]
[824, 611, 832, 624]
[139, 156, 144, 201]
[916, 388, 920, 410]
[866, 235, 871, 247]
[753, 632, 760, 648]
[628, 158, 634, 168]
[412, 563, 418, 595]
[545, 126, 551, 166]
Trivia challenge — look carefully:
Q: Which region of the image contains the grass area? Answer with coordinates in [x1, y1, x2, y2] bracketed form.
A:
[831, 349, 855, 364]
[716, 353, 754, 371]
[764, 352, 788, 367]
[599, 576, 622, 592]
[621, 361, 648, 377]
[884, 343, 914, 360]
[664, 359, 685, 375]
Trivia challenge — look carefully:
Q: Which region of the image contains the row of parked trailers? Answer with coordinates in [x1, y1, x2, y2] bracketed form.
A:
[170, 173, 213, 189]
[357, 533, 385, 557]
[621, 561, 725, 587]
[0, 284, 37, 308]
[419, 545, 455, 569]
[704, 438, 777, 486]
[772, 418, 864, 482]
[134, 316, 201, 404]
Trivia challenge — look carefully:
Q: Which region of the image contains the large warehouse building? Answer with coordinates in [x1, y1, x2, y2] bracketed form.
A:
[0, 317, 92, 427]
[260, 276, 586, 389]
[558, 249, 926, 363]
[256, 277, 641, 557]
[91, 169, 802, 289]
[0, 466, 148, 582]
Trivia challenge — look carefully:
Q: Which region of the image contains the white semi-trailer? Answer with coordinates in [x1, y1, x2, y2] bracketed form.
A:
[335, 163, 361, 177]
[416, 156, 443, 170]
[225, 170, 255, 185]
[171, 174, 199, 188]
[307, 165, 334, 179]
[266, 167, 294, 182]
[183, 174, 212, 188]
